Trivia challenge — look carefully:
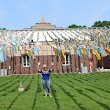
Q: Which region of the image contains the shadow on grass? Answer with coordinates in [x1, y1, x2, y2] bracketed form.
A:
[65, 74, 110, 94]
[25, 75, 34, 91]
[32, 75, 42, 110]
[0, 75, 19, 89]
[7, 75, 31, 110]
[0, 75, 19, 85]
[76, 88, 110, 110]
[0, 76, 24, 97]
[62, 74, 110, 101]
[51, 85, 60, 109]
[55, 74, 110, 110]
[85, 88, 109, 101]
[51, 76, 86, 110]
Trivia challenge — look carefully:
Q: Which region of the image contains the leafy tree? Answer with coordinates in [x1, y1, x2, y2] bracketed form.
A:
[68, 24, 87, 28]
[0, 28, 7, 30]
[92, 20, 110, 28]
[2, 28, 6, 30]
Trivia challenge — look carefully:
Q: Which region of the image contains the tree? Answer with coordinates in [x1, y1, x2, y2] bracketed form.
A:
[92, 20, 110, 28]
[0, 28, 7, 30]
[2, 28, 6, 30]
[68, 24, 87, 28]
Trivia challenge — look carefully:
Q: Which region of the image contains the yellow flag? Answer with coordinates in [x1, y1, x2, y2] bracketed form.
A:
[4, 48, 9, 57]
[28, 49, 31, 57]
[19, 45, 23, 50]
[93, 49, 101, 60]
[61, 50, 65, 62]
[82, 48, 87, 57]
[16, 46, 18, 51]
[54, 49, 58, 56]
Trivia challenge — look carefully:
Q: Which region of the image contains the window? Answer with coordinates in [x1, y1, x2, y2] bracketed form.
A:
[62, 54, 70, 66]
[22, 55, 30, 67]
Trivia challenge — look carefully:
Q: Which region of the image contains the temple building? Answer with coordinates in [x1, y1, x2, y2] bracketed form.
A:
[31, 16, 56, 29]
[0, 17, 110, 76]
[25, 16, 62, 30]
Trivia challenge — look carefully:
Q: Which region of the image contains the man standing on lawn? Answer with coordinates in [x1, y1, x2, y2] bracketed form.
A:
[37, 62, 53, 97]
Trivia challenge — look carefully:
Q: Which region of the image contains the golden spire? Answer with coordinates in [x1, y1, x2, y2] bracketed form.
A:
[41, 16, 45, 22]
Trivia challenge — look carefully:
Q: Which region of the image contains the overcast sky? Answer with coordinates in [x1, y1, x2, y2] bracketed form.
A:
[0, 0, 110, 29]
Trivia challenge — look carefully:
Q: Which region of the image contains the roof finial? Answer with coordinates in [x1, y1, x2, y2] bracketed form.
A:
[41, 16, 45, 22]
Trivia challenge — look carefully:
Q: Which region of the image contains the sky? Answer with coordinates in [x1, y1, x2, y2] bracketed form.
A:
[0, 0, 110, 30]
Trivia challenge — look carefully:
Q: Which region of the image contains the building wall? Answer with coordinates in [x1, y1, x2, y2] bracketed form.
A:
[0, 54, 97, 75]
[0, 41, 98, 75]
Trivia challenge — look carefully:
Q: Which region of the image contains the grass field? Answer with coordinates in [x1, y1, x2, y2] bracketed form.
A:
[0, 72, 110, 110]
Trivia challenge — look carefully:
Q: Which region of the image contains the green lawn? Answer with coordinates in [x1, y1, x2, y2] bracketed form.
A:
[0, 72, 110, 110]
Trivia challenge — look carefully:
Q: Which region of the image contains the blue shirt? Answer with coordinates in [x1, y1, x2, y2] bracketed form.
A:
[40, 69, 51, 80]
